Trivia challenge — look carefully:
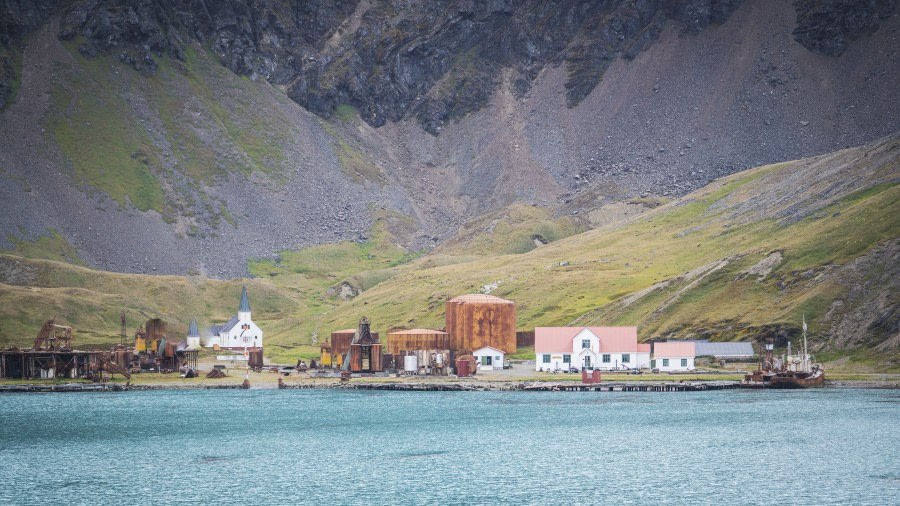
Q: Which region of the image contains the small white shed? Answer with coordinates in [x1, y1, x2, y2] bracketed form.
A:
[473, 346, 505, 371]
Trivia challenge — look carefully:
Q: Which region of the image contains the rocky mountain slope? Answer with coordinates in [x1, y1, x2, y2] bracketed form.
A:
[0, 0, 897, 277]
[0, 135, 896, 369]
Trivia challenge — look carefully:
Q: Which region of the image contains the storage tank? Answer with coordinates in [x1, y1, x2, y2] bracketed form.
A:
[445, 294, 516, 354]
[403, 354, 418, 372]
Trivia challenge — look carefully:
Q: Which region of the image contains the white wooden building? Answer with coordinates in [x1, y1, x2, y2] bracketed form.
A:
[473, 346, 505, 371]
[205, 286, 263, 350]
[652, 342, 695, 371]
[534, 327, 650, 372]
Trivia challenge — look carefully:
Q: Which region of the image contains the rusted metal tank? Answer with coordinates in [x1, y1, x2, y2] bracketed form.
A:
[248, 347, 264, 369]
[455, 355, 476, 377]
[445, 294, 516, 354]
[385, 329, 450, 355]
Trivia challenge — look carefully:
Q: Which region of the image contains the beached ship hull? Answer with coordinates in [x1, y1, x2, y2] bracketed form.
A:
[768, 370, 825, 388]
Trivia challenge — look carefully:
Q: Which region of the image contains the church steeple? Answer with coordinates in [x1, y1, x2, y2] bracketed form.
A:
[239, 286, 251, 318]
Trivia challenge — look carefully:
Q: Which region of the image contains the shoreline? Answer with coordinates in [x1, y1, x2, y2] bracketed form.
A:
[2, 377, 898, 392]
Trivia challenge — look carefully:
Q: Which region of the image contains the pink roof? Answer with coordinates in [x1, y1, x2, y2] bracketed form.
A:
[653, 341, 696, 358]
[638, 343, 651, 353]
[535, 327, 639, 354]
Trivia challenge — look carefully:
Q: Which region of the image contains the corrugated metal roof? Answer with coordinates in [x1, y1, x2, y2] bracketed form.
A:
[694, 341, 754, 357]
[387, 329, 449, 335]
[219, 316, 240, 333]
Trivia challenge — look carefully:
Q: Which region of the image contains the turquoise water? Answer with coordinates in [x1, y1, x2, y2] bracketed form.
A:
[0, 389, 897, 504]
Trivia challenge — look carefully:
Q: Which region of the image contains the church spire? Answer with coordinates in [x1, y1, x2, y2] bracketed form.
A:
[239, 286, 251, 314]
[187, 319, 199, 338]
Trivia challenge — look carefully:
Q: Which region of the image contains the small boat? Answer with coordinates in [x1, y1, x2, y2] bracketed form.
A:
[741, 316, 825, 389]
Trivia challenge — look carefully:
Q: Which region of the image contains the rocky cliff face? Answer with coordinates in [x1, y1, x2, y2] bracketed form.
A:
[793, 0, 896, 56]
[4, 0, 893, 130]
[0, 0, 897, 277]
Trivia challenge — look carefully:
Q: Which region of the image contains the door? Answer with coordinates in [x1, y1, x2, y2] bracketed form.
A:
[583, 355, 592, 370]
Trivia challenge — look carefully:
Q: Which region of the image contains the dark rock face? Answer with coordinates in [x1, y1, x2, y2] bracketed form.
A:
[792, 0, 897, 56]
[55, 0, 358, 80]
[2, 0, 894, 131]
[0, 0, 60, 106]
[290, 0, 746, 134]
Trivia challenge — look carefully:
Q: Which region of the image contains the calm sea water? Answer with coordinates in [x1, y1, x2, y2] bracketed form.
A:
[0, 389, 897, 505]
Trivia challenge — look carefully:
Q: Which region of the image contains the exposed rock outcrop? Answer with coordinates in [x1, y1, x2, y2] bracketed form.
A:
[792, 0, 896, 56]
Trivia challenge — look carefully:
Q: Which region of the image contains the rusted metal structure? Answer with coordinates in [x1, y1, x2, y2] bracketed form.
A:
[329, 328, 379, 369]
[455, 354, 476, 377]
[0, 349, 100, 379]
[386, 329, 450, 374]
[1, 319, 100, 379]
[445, 294, 516, 354]
[741, 318, 824, 388]
[345, 317, 383, 373]
[248, 347, 264, 370]
[32, 318, 74, 351]
[516, 330, 535, 347]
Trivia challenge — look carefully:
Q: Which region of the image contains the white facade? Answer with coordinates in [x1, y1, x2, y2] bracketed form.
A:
[206, 287, 263, 350]
[651, 342, 696, 372]
[473, 346, 505, 371]
[652, 356, 695, 372]
[534, 327, 649, 372]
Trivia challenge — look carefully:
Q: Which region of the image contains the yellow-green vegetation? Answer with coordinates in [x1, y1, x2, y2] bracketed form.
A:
[148, 43, 291, 182]
[3, 229, 83, 265]
[334, 103, 359, 122]
[49, 39, 165, 212]
[436, 204, 586, 255]
[321, 121, 385, 185]
[0, 254, 296, 349]
[0, 137, 896, 371]
[47, 39, 303, 224]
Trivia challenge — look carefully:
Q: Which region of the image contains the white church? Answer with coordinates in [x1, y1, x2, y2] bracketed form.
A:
[205, 286, 263, 350]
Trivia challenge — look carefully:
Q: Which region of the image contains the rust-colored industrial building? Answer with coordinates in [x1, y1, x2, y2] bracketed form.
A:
[445, 294, 517, 354]
[386, 329, 451, 374]
[347, 318, 383, 373]
[325, 328, 379, 369]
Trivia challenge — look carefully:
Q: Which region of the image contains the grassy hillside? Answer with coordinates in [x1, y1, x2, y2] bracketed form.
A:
[0, 135, 897, 369]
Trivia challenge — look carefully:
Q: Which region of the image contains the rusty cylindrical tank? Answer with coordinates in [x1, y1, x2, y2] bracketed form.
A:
[455, 355, 475, 377]
[445, 294, 516, 354]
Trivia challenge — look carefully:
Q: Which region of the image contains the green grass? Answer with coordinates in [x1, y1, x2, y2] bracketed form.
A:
[49, 40, 165, 212]
[320, 121, 386, 185]
[3, 229, 84, 265]
[1, 136, 896, 371]
[335, 104, 358, 122]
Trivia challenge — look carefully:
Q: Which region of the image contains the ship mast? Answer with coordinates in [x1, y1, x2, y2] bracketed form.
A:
[802, 314, 809, 372]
